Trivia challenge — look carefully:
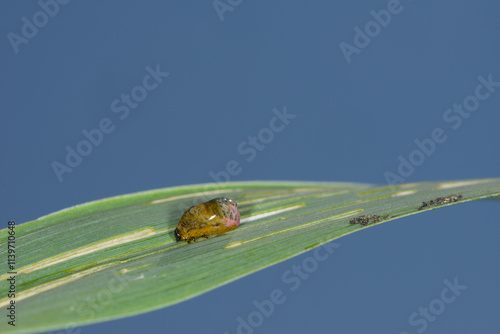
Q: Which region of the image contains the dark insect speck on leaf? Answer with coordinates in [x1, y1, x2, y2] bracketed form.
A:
[349, 214, 386, 226]
[418, 194, 463, 211]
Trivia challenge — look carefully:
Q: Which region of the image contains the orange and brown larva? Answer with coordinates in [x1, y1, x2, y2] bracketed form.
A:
[174, 197, 240, 243]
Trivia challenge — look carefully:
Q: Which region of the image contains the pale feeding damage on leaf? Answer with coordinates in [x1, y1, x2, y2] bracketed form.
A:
[0, 228, 156, 281]
[225, 241, 243, 248]
[438, 180, 490, 189]
[392, 190, 417, 197]
[239, 204, 305, 224]
[225, 209, 364, 249]
[0, 264, 116, 308]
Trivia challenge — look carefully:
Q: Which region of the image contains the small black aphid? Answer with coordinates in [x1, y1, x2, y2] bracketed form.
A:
[418, 194, 463, 211]
[349, 214, 385, 226]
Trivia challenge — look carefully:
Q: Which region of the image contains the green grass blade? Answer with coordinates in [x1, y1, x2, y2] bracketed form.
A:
[1, 178, 499, 333]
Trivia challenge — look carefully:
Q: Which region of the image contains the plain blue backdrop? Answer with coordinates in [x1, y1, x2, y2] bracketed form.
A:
[1, 1, 499, 333]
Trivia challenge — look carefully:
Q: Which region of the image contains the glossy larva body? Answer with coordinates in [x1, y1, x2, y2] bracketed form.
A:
[175, 197, 240, 243]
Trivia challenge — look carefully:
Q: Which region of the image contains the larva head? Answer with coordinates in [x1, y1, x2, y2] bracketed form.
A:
[174, 227, 182, 242]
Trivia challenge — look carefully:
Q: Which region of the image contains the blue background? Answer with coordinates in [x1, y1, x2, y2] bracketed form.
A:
[1, 1, 499, 333]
